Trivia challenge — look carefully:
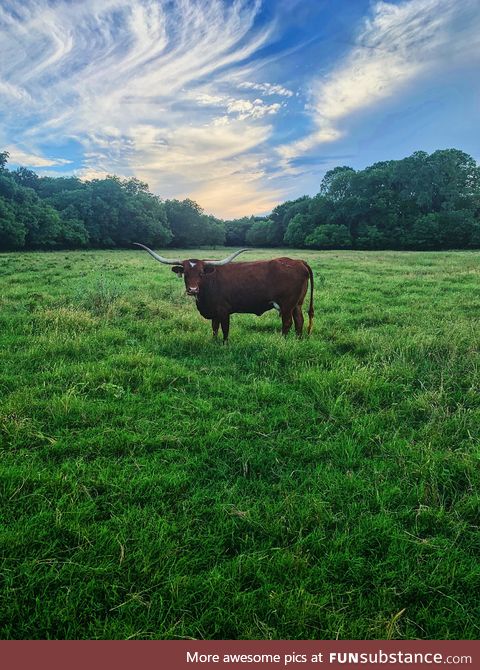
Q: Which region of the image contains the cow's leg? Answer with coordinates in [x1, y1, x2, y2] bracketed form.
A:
[293, 305, 304, 338]
[281, 309, 294, 336]
[220, 314, 230, 343]
[212, 318, 220, 339]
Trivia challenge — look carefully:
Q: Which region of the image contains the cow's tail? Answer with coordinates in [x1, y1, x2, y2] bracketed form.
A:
[304, 262, 314, 335]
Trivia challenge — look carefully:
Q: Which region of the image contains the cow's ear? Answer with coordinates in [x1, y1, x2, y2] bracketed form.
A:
[203, 266, 215, 274]
[171, 266, 184, 275]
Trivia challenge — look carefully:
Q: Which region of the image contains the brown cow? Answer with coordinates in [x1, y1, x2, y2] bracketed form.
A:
[134, 244, 314, 342]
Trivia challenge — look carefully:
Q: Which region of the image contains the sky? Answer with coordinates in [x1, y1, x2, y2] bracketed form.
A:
[1, 0, 479, 219]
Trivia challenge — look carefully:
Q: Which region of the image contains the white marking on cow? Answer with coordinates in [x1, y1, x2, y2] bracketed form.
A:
[271, 302, 280, 311]
[189, 261, 196, 267]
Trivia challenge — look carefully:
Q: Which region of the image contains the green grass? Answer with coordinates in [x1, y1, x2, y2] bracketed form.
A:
[0, 248, 479, 640]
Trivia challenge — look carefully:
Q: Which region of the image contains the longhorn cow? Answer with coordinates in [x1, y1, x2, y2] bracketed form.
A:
[134, 244, 314, 342]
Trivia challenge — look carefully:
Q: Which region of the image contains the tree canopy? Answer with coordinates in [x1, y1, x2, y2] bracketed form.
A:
[1, 148, 479, 251]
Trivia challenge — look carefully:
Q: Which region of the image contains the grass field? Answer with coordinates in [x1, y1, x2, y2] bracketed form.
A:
[0, 248, 479, 640]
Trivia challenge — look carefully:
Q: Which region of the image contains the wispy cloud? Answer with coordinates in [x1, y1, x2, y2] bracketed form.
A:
[7, 145, 72, 168]
[279, 0, 480, 163]
[195, 92, 282, 120]
[0, 80, 32, 103]
[238, 81, 294, 97]
[0, 0, 287, 216]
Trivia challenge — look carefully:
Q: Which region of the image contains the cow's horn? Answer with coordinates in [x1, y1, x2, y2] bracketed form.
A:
[205, 249, 249, 266]
[133, 243, 182, 265]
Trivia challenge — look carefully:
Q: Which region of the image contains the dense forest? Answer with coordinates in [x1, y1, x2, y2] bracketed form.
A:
[1, 148, 479, 251]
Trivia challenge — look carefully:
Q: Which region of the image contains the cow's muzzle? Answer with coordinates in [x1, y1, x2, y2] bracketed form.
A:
[186, 287, 200, 296]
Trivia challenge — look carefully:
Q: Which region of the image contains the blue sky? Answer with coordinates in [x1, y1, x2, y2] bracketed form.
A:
[1, 0, 479, 218]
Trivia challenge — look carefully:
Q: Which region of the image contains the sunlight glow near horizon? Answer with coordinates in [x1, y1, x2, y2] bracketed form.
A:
[1, 0, 479, 218]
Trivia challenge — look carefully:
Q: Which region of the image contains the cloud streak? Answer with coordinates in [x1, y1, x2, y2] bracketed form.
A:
[6, 146, 72, 168]
[279, 0, 480, 163]
[238, 81, 294, 97]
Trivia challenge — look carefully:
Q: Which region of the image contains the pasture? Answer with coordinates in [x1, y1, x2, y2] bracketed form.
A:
[0, 248, 479, 640]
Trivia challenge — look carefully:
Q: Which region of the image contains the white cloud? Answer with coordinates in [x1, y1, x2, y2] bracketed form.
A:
[75, 167, 116, 181]
[7, 145, 72, 167]
[280, 0, 480, 163]
[226, 98, 281, 120]
[124, 119, 281, 218]
[238, 81, 294, 97]
[196, 94, 225, 106]
[0, 80, 32, 103]
[190, 168, 282, 219]
[195, 92, 282, 120]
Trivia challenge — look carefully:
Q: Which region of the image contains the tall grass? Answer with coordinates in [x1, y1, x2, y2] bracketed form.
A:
[0, 249, 479, 639]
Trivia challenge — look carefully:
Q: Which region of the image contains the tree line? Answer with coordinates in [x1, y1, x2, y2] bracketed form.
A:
[1, 148, 479, 251]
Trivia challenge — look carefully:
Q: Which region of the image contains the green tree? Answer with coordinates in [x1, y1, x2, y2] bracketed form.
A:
[58, 206, 89, 248]
[284, 213, 311, 247]
[1, 146, 479, 252]
[0, 150, 10, 171]
[305, 224, 352, 249]
[0, 198, 25, 249]
[200, 215, 225, 247]
[245, 219, 276, 247]
[22, 200, 62, 248]
[356, 224, 388, 250]
[408, 214, 441, 250]
[269, 196, 311, 245]
[165, 199, 205, 247]
[225, 217, 254, 246]
[320, 166, 355, 199]
[12, 167, 40, 190]
[436, 210, 477, 249]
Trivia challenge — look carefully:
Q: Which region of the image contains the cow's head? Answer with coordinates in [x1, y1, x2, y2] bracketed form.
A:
[171, 260, 215, 296]
[133, 245, 248, 296]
